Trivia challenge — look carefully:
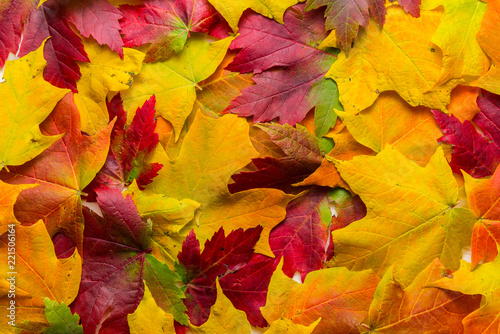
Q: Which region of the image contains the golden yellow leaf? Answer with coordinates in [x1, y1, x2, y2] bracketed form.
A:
[122, 35, 234, 140]
[0, 181, 36, 235]
[327, 5, 458, 114]
[75, 38, 145, 135]
[473, 0, 500, 94]
[207, 0, 299, 32]
[422, 0, 489, 84]
[146, 111, 293, 257]
[0, 42, 68, 169]
[0, 221, 82, 332]
[337, 92, 443, 166]
[264, 317, 321, 334]
[128, 283, 176, 334]
[330, 146, 476, 287]
[261, 259, 380, 333]
[190, 280, 251, 334]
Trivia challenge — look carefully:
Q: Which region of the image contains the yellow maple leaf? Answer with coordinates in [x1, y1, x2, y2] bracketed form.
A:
[330, 145, 476, 287]
[0, 42, 68, 170]
[122, 35, 234, 140]
[327, 5, 458, 114]
[207, 0, 299, 32]
[146, 111, 294, 258]
[75, 38, 145, 135]
[264, 317, 320, 334]
[0, 181, 37, 235]
[190, 280, 251, 334]
[128, 282, 176, 334]
[0, 221, 81, 332]
[422, 0, 489, 84]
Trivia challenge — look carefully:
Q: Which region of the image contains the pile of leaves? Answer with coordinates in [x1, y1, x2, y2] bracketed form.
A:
[1, 0, 500, 332]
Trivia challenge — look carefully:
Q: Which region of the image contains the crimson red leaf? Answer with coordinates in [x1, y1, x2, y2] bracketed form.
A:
[219, 254, 277, 327]
[398, 0, 421, 17]
[475, 91, 500, 146]
[0, 0, 37, 67]
[71, 187, 187, 334]
[433, 109, 500, 178]
[52, 232, 76, 259]
[119, 0, 219, 62]
[85, 94, 161, 198]
[329, 187, 366, 231]
[177, 226, 263, 326]
[224, 5, 338, 125]
[65, 0, 124, 57]
[269, 189, 332, 280]
[18, 0, 89, 92]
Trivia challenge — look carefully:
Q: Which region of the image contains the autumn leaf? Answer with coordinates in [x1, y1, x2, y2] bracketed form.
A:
[71, 187, 188, 334]
[43, 298, 83, 334]
[127, 282, 176, 334]
[0, 0, 37, 67]
[464, 165, 500, 269]
[207, 0, 298, 32]
[328, 5, 459, 114]
[261, 259, 380, 333]
[0, 221, 82, 331]
[122, 35, 233, 139]
[19, 0, 90, 92]
[0, 181, 36, 235]
[74, 37, 145, 135]
[64, 0, 124, 57]
[189, 280, 252, 333]
[86, 94, 161, 197]
[0, 42, 69, 169]
[462, 289, 500, 334]
[362, 259, 480, 333]
[328, 187, 366, 230]
[229, 123, 323, 193]
[0, 93, 113, 253]
[337, 92, 443, 166]
[265, 317, 321, 334]
[421, 0, 488, 84]
[146, 111, 294, 257]
[119, 0, 220, 62]
[224, 5, 340, 132]
[330, 146, 476, 287]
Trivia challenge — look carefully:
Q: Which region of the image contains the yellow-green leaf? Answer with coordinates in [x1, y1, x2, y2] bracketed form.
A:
[0, 42, 69, 169]
[128, 282, 176, 334]
[122, 35, 234, 140]
[330, 146, 476, 287]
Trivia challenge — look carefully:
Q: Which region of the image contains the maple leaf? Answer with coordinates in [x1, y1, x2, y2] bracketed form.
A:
[362, 259, 480, 333]
[206, 0, 298, 32]
[329, 187, 366, 230]
[0, 0, 37, 67]
[85, 94, 161, 197]
[177, 227, 271, 326]
[421, 0, 488, 84]
[261, 259, 380, 333]
[338, 92, 443, 166]
[229, 124, 323, 193]
[462, 289, 500, 334]
[268, 189, 333, 280]
[432, 96, 500, 178]
[120, 0, 220, 62]
[328, 5, 459, 115]
[122, 35, 233, 139]
[0, 93, 113, 254]
[193, 50, 254, 115]
[43, 298, 83, 334]
[189, 280, 252, 333]
[74, 37, 145, 135]
[127, 282, 176, 334]
[473, 0, 500, 95]
[447, 85, 481, 122]
[146, 111, 294, 257]
[71, 187, 188, 334]
[19, 0, 90, 92]
[224, 5, 340, 132]
[265, 317, 321, 334]
[0, 181, 36, 235]
[0, 42, 69, 169]
[464, 166, 500, 269]
[330, 146, 476, 287]
[64, 0, 124, 57]
[0, 221, 82, 331]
